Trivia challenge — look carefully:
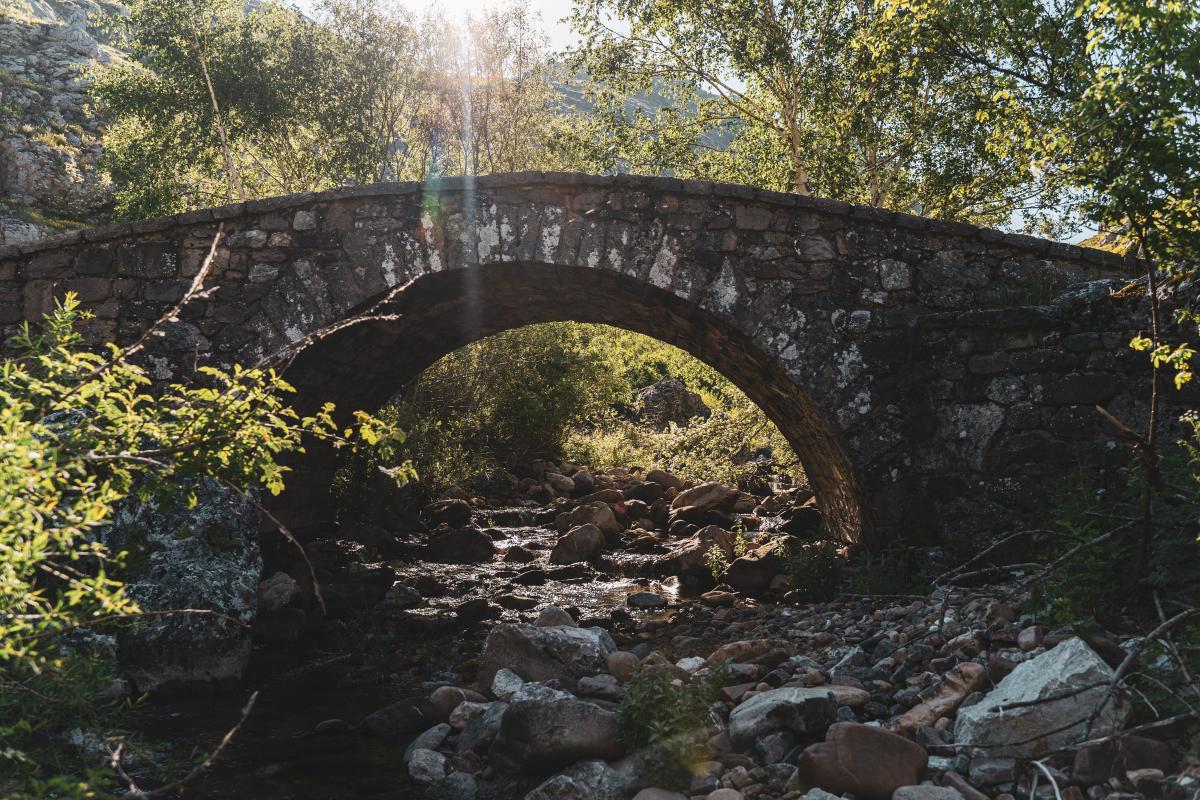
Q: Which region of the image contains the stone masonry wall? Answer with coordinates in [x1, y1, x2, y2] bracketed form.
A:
[0, 172, 1182, 548]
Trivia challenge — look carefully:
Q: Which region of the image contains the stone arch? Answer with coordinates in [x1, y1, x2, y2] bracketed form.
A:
[1, 173, 1148, 548]
[278, 261, 871, 545]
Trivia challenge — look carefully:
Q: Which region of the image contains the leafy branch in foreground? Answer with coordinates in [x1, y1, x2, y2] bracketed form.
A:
[0, 292, 404, 784]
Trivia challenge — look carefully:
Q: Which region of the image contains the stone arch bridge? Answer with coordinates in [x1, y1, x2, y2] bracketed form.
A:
[0, 173, 1158, 547]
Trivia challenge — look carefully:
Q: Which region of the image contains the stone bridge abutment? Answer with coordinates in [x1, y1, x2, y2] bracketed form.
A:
[0, 173, 1165, 547]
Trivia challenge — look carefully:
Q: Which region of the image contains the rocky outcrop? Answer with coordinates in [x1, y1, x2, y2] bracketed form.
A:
[100, 477, 261, 693]
[0, 0, 121, 243]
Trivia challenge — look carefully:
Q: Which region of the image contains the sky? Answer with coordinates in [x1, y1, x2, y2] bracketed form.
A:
[421, 0, 579, 51]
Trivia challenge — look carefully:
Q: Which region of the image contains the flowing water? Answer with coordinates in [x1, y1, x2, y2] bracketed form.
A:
[127, 508, 689, 799]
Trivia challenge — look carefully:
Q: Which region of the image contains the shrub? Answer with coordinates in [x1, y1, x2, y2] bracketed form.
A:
[778, 539, 843, 602]
[0, 295, 399, 791]
[617, 666, 725, 790]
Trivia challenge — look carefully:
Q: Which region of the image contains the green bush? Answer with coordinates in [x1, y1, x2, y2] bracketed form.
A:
[617, 666, 725, 790]
[0, 295, 398, 792]
[344, 322, 805, 508]
[778, 539, 843, 602]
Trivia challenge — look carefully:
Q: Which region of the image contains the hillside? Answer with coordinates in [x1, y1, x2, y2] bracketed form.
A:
[0, 0, 124, 243]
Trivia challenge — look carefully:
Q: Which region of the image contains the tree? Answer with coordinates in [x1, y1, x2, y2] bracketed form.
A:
[560, 0, 1060, 227]
[887, 0, 1200, 572]
[92, 0, 563, 218]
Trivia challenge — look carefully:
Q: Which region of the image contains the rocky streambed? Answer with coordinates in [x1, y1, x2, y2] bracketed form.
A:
[117, 464, 1196, 800]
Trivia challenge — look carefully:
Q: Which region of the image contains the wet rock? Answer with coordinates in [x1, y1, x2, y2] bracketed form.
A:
[503, 545, 537, 563]
[431, 686, 467, 719]
[954, 638, 1129, 757]
[797, 722, 927, 800]
[523, 759, 629, 800]
[257, 571, 301, 613]
[627, 591, 667, 609]
[456, 598, 500, 622]
[404, 723, 451, 764]
[408, 747, 447, 783]
[632, 790, 688, 800]
[556, 502, 622, 540]
[425, 527, 496, 564]
[357, 696, 438, 737]
[728, 687, 838, 747]
[535, 605, 577, 627]
[636, 378, 710, 428]
[479, 623, 616, 685]
[551, 524, 606, 564]
[499, 593, 539, 610]
[457, 701, 507, 754]
[491, 688, 624, 772]
[426, 499, 473, 528]
[661, 525, 736, 586]
[101, 477, 261, 694]
[380, 582, 422, 610]
[725, 542, 783, 594]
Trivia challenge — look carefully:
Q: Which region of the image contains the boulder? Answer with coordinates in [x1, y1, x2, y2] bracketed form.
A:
[523, 759, 629, 800]
[425, 499, 472, 527]
[556, 502, 622, 540]
[550, 524, 606, 565]
[725, 542, 783, 594]
[727, 687, 838, 747]
[257, 571, 301, 613]
[953, 638, 1129, 757]
[408, 748, 447, 784]
[895, 662, 988, 734]
[797, 723, 927, 800]
[101, 478, 262, 694]
[457, 701, 507, 754]
[635, 379, 710, 428]
[660, 525, 736, 586]
[646, 469, 684, 490]
[546, 472, 576, 494]
[424, 528, 496, 564]
[357, 696, 438, 737]
[403, 723, 451, 764]
[535, 605, 577, 627]
[670, 482, 737, 513]
[572, 470, 596, 494]
[479, 623, 617, 686]
[491, 688, 624, 772]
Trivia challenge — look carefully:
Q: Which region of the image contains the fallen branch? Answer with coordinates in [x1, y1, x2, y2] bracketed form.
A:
[111, 690, 258, 798]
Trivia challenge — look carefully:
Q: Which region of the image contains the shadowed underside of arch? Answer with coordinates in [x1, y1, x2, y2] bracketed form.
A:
[280, 262, 869, 544]
[0, 172, 1157, 548]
